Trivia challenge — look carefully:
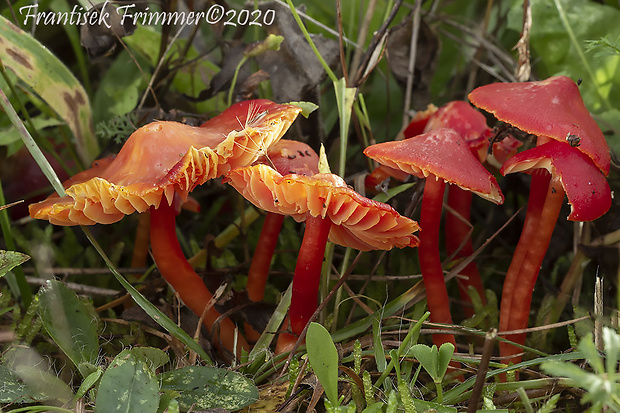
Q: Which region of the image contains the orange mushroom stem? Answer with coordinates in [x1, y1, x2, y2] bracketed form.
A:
[150, 198, 248, 356]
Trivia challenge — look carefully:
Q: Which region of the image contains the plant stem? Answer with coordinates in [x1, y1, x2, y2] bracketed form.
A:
[247, 212, 285, 302]
[289, 214, 333, 335]
[500, 178, 565, 367]
[418, 176, 456, 348]
[149, 201, 249, 358]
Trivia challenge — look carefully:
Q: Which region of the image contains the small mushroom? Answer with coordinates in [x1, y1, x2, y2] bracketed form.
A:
[246, 140, 320, 303]
[364, 128, 503, 349]
[469, 76, 611, 371]
[225, 164, 420, 347]
[30, 99, 302, 358]
[423, 101, 493, 317]
[498, 140, 610, 366]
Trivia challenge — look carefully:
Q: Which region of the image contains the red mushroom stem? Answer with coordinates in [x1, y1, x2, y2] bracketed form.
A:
[444, 187, 486, 317]
[498, 170, 549, 336]
[246, 212, 285, 302]
[419, 176, 457, 348]
[499, 176, 564, 365]
[149, 200, 249, 358]
[289, 214, 333, 335]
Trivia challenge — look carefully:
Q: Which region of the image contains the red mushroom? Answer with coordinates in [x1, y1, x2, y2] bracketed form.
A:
[225, 164, 420, 346]
[30, 99, 302, 358]
[498, 140, 610, 365]
[422, 101, 492, 317]
[246, 140, 320, 303]
[469, 76, 611, 370]
[364, 128, 504, 348]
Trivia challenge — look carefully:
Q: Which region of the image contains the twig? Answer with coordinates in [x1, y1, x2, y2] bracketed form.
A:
[467, 328, 497, 413]
[402, 0, 422, 129]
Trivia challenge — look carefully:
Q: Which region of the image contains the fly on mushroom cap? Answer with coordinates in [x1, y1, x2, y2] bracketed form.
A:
[29, 100, 302, 225]
[468, 75, 610, 175]
[225, 164, 420, 251]
[364, 128, 504, 204]
[501, 140, 611, 222]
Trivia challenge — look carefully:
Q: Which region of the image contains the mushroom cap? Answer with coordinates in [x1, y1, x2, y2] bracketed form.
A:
[364, 128, 504, 204]
[468, 76, 610, 175]
[501, 140, 611, 221]
[224, 164, 420, 251]
[423, 101, 490, 161]
[400, 104, 438, 139]
[256, 139, 319, 176]
[29, 100, 301, 225]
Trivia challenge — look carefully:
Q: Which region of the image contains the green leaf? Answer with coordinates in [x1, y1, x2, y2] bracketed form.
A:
[0, 250, 29, 278]
[578, 333, 605, 374]
[409, 344, 439, 381]
[159, 366, 259, 411]
[0, 15, 98, 162]
[131, 347, 170, 370]
[287, 101, 320, 118]
[307, 322, 340, 406]
[0, 364, 45, 403]
[3, 346, 74, 403]
[603, 327, 620, 379]
[372, 183, 416, 203]
[74, 367, 103, 400]
[436, 343, 456, 381]
[372, 318, 386, 373]
[38, 279, 99, 377]
[333, 78, 357, 177]
[92, 50, 145, 124]
[96, 349, 160, 413]
[0, 116, 64, 146]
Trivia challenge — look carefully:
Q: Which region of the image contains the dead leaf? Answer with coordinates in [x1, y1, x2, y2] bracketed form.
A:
[386, 15, 439, 110]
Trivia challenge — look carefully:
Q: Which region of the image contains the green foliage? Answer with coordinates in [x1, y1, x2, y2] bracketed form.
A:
[0, 15, 98, 162]
[0, 250, 29, 278]
[96, 349, 160, 413]
[307, 322, 340, 406]
[37, 279, 99, 377]
[159, 366, 259, 411]
[542, 327, 620, 411]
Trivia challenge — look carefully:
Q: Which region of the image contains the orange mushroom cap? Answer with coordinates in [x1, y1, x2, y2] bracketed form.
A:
[224, 164, 420, 251]
[468, 76, 610, 175]
[29, 100, 301, 225]
[364, 128, 504, 204]
[501, 140, 611, 222]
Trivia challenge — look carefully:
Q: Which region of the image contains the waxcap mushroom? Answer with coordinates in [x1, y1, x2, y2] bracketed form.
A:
[468, 76, 610, 175]
[501, 140, 611, 221]
[30, 100, 301, 225]
[364, 128, 504, 204]
[224, 164, 420, 251]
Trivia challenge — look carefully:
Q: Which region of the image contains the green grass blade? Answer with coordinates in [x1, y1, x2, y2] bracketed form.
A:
[81, 227, 214, 365]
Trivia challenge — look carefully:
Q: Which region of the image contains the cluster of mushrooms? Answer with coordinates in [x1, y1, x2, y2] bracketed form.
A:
[29, 76, 611, 374]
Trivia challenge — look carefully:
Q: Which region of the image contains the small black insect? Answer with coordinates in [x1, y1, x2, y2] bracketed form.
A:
[566, 133, 581, 148]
